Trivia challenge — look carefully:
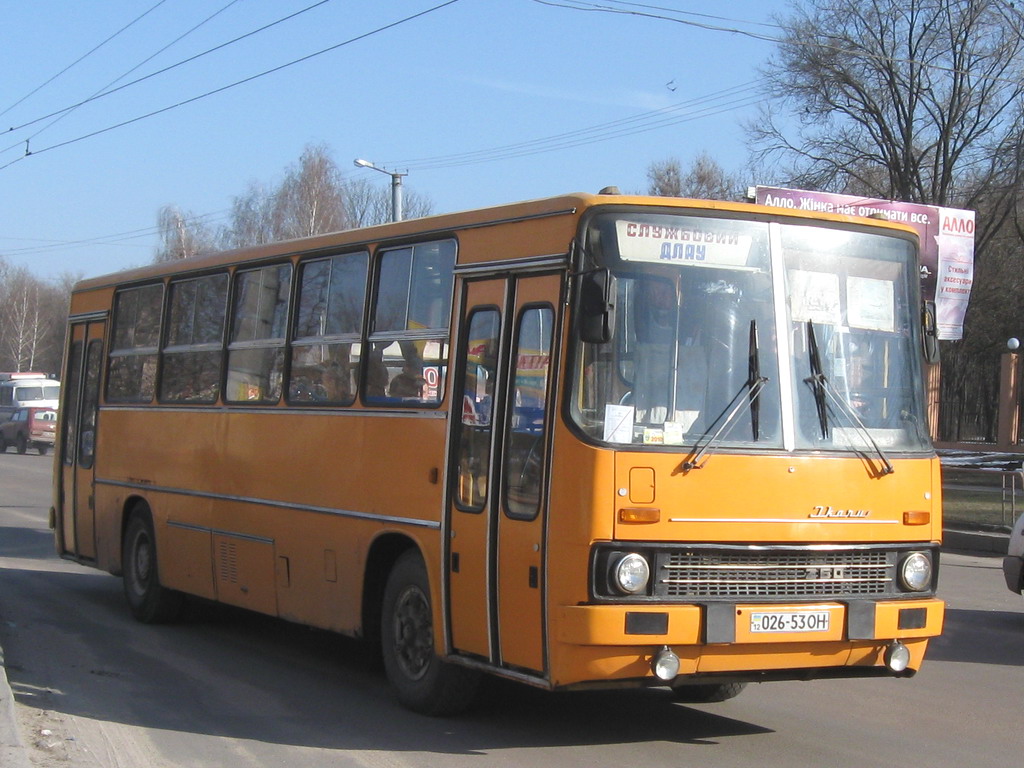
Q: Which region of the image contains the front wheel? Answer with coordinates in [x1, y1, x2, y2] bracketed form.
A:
[671, 682, 747, 703]
[15, 433, 27, 455]
[122, 509, 183, 623]
[380, 550, 479, 716]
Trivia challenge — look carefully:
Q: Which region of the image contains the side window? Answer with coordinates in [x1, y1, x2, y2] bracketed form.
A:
[161, 273, 228, 403]
[503, 306, 555, 520]
[107, 283, 163, 402]
[454, 309, 500, 511]
[63, 341, 83, 466]
[289, 252, 367, 405]
[79, 341, 103, 470]
[367, 240, 455, 405]
[226, 264, 291, 403]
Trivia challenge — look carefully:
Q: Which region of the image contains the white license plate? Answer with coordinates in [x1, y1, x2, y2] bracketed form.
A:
[749, 610, 830, 633]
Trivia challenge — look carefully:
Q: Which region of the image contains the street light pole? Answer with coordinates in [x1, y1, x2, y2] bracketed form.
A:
[353, 158, 406, 222]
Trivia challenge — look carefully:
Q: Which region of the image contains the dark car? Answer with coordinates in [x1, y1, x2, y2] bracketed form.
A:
[0, 407, 57, 455]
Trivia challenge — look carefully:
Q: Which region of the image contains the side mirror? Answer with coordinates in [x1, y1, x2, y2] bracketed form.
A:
[579, 270, 614, 344]
[922, 300, 940, 364]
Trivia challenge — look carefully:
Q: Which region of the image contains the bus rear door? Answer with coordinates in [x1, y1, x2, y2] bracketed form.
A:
[58, 318, 105, 562]
[446, 270, 560, 675]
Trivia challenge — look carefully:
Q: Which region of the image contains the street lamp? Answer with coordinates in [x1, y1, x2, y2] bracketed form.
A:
[353, 158, 406, 222]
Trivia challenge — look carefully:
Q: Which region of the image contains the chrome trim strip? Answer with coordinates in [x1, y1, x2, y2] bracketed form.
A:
[99, 405, 446, 419]
[668, 517, 899, 524]
[99, 478, 441, 530]
[454, 253, 569, 276]
[167, 520, 274, 545]
[68, 310, 110, 322]
[768, 221, 797, 452]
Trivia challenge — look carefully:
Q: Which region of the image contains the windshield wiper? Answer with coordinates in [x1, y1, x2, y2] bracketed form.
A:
[804, 321, 895, 476]
[682, 320, 768, 471]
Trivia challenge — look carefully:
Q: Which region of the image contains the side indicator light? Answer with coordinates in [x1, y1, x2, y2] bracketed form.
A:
[619, 507, 661, 523]
[903, 511, 930, 525]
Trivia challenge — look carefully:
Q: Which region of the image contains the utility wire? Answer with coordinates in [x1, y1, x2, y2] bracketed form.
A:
[0, 0, 171, 120]
[2, 0, 333, 154]
[7, 0, 248, 154]
[381, 82, 762, 170]
[0, 0, 462, 172]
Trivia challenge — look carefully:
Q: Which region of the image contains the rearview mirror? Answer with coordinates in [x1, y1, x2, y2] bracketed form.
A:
[579, 270, 614, 344]
[922, 300, 940, 364]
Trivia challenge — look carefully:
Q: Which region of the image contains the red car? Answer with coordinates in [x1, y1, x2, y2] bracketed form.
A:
[0, 407, 57, 455]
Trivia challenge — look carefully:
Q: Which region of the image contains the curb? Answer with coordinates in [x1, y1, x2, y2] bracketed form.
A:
[0, 646, 30, 768]
[942, 527, 1010, 556]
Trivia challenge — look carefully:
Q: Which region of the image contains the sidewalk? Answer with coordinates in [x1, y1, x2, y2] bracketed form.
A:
[0, 646, 30, 768]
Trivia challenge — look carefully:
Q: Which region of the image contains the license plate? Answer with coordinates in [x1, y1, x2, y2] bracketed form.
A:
[749, 610, 831, 633]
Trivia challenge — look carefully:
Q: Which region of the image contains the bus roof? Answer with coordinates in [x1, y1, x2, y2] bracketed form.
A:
[71, 192, 919, 293]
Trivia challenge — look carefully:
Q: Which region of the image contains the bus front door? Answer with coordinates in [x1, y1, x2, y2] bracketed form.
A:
[58, 319, 105, 562]
[447, 272, 560, 676]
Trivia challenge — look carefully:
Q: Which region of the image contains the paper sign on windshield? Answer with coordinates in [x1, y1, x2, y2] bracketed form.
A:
[616, 220, 752, 268]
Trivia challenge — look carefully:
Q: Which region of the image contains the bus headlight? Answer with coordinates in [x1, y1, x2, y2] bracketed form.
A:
[899, 552, 932, 592]
[611, 553, 651, 595]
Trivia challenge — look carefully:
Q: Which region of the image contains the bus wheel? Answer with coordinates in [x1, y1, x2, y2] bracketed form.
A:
[122, 509, 183, 623]
[381, 549, 479, 716]
[671, 682, 747, 703]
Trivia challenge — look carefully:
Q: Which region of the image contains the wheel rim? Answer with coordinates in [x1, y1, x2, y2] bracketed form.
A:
[129, 530, 153, 597]
[391, 584, 433, 681]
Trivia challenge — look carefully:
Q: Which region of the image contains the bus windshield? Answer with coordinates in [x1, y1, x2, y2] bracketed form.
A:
[571, 210, 930, 455]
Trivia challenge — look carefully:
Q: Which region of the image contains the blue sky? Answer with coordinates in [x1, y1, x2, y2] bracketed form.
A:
[0, 0, 786, 282]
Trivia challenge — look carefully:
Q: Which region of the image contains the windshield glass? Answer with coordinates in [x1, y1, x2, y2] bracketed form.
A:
[570, 210, 930, 455]
[782, 224, 929, 452]
[572, 212, 782, 449]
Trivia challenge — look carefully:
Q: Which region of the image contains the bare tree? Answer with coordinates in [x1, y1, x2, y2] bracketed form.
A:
[0, 264, 72, 373]
[751, 0, 1024, 252]
[155, 206, 217, 262]
[647, 153, 742, 200]
[271, 144, 348, 240]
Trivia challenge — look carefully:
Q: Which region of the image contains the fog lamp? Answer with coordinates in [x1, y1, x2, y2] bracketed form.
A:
[652, 646, 680, 681]
[884, 641, 911, 673]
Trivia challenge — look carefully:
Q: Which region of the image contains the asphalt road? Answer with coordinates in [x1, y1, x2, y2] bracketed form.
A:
[1, 450, 1022, 768]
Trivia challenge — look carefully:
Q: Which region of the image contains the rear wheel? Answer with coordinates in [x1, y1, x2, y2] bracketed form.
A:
[37, 444, 49, 456]
[15, 433, 27, 454]
[671, 682, 747, 703]
[122, 508, 183, 623]
[381, 549, 479, 716]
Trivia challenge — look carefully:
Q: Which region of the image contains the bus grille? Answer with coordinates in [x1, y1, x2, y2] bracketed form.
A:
[655, 549, 895, 600]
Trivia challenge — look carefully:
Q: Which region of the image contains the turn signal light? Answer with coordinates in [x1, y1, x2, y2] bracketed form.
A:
[619, 507, 661, 523]
[903, 511, 930, 525]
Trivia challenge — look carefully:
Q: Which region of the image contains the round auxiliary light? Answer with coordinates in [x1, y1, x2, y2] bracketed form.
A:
[884, 641, 911, 673]
[612, 553, 651, 595]
[899, 552, 932, 592]
[652, 646, 681, 681]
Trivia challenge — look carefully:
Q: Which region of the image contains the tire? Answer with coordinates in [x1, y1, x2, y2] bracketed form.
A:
[122, 509, 183, 623]
[37, 444, 49, 456]
[0, 435, 7, 453]
[671, 682, 747, 703]
[15, 433, 27, 455]
[380, 549, 479, 716]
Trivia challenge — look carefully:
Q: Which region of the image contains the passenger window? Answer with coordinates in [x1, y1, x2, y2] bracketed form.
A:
[454, 309, 500, 511]
[107, 283, 163, 402]
[161, 273, 228, 403]
[226, 264, 291, 403]
[367, 240, 455, 406]
[290, 252, 367, 404]
[504, 306, 554, 520]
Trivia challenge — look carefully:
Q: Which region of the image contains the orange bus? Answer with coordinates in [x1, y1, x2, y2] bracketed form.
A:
[52, 192, 945, 714]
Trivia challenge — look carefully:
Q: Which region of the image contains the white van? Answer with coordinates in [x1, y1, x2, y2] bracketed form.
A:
[0, 375, 60, 419]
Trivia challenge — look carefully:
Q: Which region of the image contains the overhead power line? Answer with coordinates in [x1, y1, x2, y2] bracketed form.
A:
[0, 0, 462, 173]
[1, 0, 334, 157]
[381, 81, 762, 171]
[0, 0, 171, 120]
